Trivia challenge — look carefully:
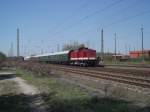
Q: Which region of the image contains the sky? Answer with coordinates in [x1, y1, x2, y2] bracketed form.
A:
[0, 0, 150, 56]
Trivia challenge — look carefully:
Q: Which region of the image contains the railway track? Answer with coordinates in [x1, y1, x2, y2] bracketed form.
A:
[106, 64, 150, 69]
[51, 64, 150, 78]
[51, 65, 150, 89]
[85, 67, 150, 78]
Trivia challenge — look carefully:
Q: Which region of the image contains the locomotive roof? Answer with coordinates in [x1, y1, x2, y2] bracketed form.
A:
[74, 48, 96, 51]
[31, 50, 70, 58]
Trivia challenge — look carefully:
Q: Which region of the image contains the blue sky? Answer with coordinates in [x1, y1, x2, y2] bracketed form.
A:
[0, 0, 150, 56]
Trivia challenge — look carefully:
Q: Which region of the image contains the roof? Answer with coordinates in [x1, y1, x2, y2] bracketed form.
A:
[31, 50, 70, 58]
[112, 54, 124, 57]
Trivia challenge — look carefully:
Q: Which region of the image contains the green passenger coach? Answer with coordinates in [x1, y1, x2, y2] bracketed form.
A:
[31, 51, 70, 64]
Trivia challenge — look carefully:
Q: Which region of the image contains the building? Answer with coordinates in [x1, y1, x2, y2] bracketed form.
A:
[129, 50, 150, 58]
[112, 54, 129, 61]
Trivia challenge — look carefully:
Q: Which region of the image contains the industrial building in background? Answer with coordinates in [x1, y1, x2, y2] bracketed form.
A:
[130, 50, 150, 58]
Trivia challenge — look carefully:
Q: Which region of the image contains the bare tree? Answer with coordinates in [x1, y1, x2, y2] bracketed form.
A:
[0, 52, 6, 62]
[0, 52, 6, 69]
[62, 41, 85, 51]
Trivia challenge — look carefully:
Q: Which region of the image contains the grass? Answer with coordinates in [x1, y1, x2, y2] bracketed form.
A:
[0, 81, 19, 95]
[16, 68, 149, 112]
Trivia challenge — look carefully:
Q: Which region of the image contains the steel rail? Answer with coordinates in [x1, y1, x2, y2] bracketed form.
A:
[52, 65, 150, 89]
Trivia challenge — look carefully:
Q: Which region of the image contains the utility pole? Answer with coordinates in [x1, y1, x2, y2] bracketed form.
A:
[128, 44, 131, 53]
[57, 44, 60, 52]
[10, 42, 13, 56]
[17, 28, 20, 57]
[101, 28, 104, 59]
[134, 46, 135, 51]
[86, 41, 89, 48]
[141, 26, 144, 62]
[107, 48, 109, 54]
[8, 43, 12, 57]
[41, 40, 44, 54]
[114, 33, 117, 61]
[125, 43, 127, 55]
[28, 40, 30, 56]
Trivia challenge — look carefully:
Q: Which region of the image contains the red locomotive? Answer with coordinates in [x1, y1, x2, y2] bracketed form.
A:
[70, 48, 97, 66]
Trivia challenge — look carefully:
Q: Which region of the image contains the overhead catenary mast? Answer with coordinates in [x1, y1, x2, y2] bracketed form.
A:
[141, 26, 144, 62]
[10, 42, 14, 56]
[114, 33, 117, 61]
[101, 29, 104, 59]
[125, 43, 127, 55]
[17, 28, 20, 57]
[57, 44, 60, 52]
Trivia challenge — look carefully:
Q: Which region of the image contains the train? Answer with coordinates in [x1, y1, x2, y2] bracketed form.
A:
[25, 47, 104, 66]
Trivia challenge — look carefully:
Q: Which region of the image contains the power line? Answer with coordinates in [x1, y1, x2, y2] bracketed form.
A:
[53, 0, 146, 42]
[50, 1, 89, 32]
[104, 10, 150, 28]
[51, 0, 124, 37]
[73, 9, 150, 39]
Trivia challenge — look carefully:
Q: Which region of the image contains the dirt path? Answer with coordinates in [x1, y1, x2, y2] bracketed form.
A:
[0, 71, 47, 112]
[13, 77, 38, 95]
[13, 77, 47, 112]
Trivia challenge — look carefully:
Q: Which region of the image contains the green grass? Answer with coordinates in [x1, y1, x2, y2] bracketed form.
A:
[16, 68, 148, 112]
[0, 81, 19, 95]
